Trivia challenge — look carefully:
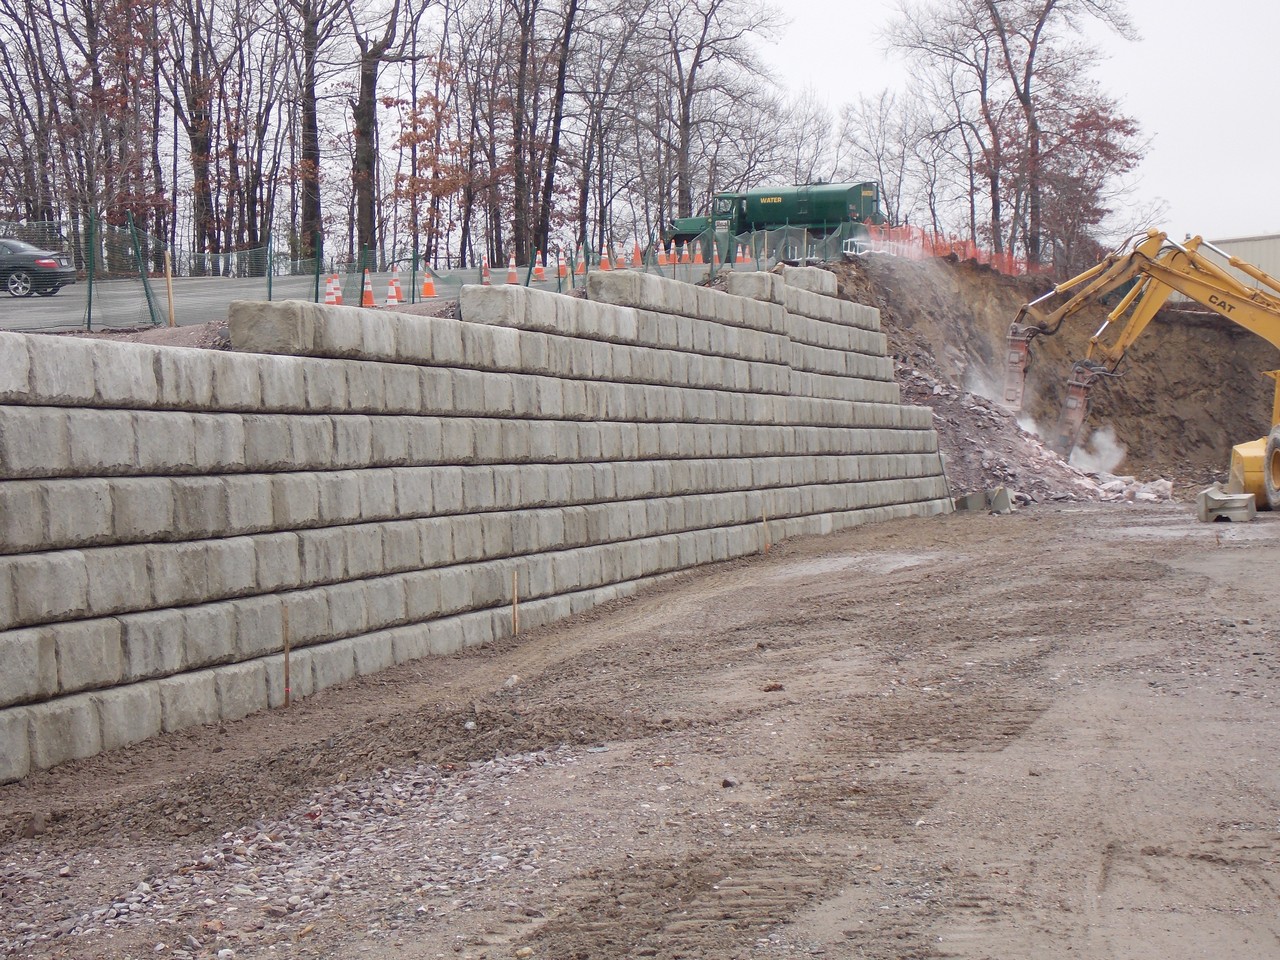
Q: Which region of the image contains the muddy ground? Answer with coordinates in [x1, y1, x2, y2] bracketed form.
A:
[2, 503, 1278, 959]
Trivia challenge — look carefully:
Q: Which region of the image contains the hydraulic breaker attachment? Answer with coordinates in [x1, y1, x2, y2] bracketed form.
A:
[1003, 322, 1038, 411]
[1050, 361, 1107, 456]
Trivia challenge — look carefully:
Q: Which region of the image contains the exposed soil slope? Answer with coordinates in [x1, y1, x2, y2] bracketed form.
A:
[831, 254, 1280, 482]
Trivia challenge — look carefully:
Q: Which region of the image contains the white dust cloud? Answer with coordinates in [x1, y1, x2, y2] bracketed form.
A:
[1068, 425, 1128, 475]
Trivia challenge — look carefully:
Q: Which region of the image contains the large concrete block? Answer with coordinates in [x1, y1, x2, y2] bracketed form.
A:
[42, 478, 112, 547]
[67, 409, 135, 475]
[229, 300, 314, 355]
[282, 587, 332, 646]
[0, 706, 29, 783]
[358, 467, 397, 519]
[224, 474, 275, 533]
[298, 527, 348, 583]
[217, 660, 269, 722]
[147, 542, 210, 608]
[254, 532, 302, 593]
[419, 367, 454, 413]
[26, 335, 96, 404]
[345, 364, 387, 411]
[396, 314, 433, 361]
[0, 406, 70, 479]
[352, 632, 395, 676]
[0, 628, 57, 707]
[210, 351, 263, 409]
[429, 317, 466, 367]
[315, 471, 363, 524]
[365, 575, 407, 627]
[11, 550, 88, 625]
[344, 524, 385, 580]
[310, 637, 357, 690]
[109, 477, 175, 544]
[132, 410, 196, 473]
[159, 671, 219, 732]
[122, 609, 184, 682]
[265, 648, 315, 707]
[332, 416, 374, 465]
[459, 284, 522, 327]
[181, 603, 238, 668]
[154, 348, 217, 408]
[389, 624, 430, 664]
[95, 682, 162, 751]
[0, 481, 43, 552]
[82, 545, 148, 616]
[256, 355, 308, 411]
[189, 413, 246, 474]
[27, 693, 101, 769]
[402, 569, 443, 621]
[304, 361, 349, 409]
[93, 341, 160, 408]
[327, 581, 370, 637]
[0, 333, 31, 402]
[234, 593, 284, 658]
[289, 416, 336, 466]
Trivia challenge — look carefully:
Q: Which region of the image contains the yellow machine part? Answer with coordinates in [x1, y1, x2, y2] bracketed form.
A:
[1227, 436, 1268, 504]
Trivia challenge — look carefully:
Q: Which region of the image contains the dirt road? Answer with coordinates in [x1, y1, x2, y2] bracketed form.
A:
[2, 503, 1277, 960]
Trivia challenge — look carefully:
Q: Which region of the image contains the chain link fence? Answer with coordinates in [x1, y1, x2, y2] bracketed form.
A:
[0, 218, 1035, 334]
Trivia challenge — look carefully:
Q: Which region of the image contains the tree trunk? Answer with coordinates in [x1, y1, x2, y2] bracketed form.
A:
[535, 0, 577, 257]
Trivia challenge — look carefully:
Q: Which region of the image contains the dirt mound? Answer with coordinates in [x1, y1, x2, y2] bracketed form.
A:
[829, 254, 1280, 487]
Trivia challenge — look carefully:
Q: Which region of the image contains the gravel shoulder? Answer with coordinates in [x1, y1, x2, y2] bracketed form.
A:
[2, 503, 1277, 960]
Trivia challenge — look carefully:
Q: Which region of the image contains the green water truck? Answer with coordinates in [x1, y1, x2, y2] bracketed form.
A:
[664, 181, 886, 246]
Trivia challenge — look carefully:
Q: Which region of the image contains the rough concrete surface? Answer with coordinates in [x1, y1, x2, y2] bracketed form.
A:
[0, 504, 1276, 960]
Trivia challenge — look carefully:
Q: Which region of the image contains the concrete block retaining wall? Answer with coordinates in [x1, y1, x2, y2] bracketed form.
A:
[0, 268, 949, 783]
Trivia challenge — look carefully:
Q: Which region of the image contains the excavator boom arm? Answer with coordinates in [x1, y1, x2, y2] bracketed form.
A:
[1004, 230, 1280, 493]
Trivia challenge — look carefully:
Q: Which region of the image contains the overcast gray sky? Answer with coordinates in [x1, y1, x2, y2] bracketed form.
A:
[760, 0, 1280, 242]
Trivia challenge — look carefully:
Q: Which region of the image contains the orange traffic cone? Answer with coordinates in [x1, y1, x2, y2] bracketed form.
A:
[481, 256, 491, 285]
[420, 271, 437, 298]
[324, 274, 337, 306]
[693, 242, 704, 265]
[711, 240, 720, 267]
[361, 269, 375, 307]
[678, 242, 688, 264]
[333, 274, 343, 305]
[657, 243, 667, 267]
[386, 264, 401, 306]
[557, 250, 567, 279]
[506, 252, 518, 284]
[736, 243, 747, 264]
[575, 247, 585, 275]
[599, 247, 611, 271]
[534, 251, 546, 282]
[632, 240, 643, 268]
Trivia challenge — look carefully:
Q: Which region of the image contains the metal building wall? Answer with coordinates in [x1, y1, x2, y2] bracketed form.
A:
[1207, 233, 1280, 290]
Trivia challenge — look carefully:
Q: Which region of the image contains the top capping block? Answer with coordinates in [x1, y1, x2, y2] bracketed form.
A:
[777, 265, 837, 296]
[727, 271, 881, 334]
[586, 271, 783, 335]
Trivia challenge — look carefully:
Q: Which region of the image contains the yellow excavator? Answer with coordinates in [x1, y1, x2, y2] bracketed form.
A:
[1003, 229, 1280, 509]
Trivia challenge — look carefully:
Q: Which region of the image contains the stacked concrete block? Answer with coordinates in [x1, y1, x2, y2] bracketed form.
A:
[0, 266, 949, 783]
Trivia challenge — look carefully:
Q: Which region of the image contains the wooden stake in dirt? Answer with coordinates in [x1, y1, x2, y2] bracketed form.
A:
[762, 507, 771, 555]
[511, 570, 520, 635]
[282, 606, 292, 708]
[164, 250, 176, 327]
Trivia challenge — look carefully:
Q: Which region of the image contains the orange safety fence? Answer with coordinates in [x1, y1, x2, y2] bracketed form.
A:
[861, 224, 1050, 276]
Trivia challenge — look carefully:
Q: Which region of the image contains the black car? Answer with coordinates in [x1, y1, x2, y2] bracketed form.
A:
[0, 238, 78, 297]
